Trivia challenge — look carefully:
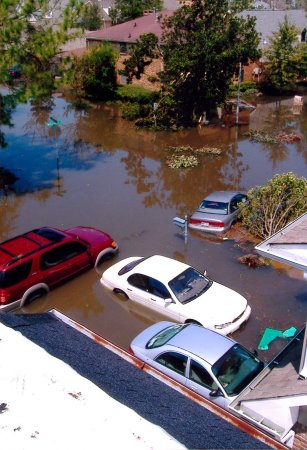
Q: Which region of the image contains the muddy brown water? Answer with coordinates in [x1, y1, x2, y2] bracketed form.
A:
[0, 92, 307, 362]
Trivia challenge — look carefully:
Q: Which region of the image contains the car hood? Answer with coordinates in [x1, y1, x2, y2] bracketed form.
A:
[66, 226, 112, 245]
[181, 281, 248, 326]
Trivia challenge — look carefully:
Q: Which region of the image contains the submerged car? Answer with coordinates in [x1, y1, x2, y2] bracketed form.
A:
[100, 255, 251, 335]
[188, 191, 247, 234]
[129, 321, 264, 409]
[0, 226, 118, 311]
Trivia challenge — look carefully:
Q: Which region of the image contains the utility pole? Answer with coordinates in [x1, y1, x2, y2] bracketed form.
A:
[236, 62, 242, 126]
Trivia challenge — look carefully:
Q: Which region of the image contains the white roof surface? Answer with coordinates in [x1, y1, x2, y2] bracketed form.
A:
[0, 322, 185, 450]
[255, 213, 307, 274]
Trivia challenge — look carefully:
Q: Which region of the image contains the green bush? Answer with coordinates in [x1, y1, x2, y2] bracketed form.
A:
[116, 85, 158, 104]
[228, 81, 258, 96]
[239, 172, 307, 239]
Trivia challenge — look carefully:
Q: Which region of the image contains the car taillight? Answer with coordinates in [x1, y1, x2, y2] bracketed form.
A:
[189, 218, 202, 224]
[211, 221, 225, 227]
[189, 218, 225, 227]
[128, 346, 135, 356]
[0, 295, 8, 304]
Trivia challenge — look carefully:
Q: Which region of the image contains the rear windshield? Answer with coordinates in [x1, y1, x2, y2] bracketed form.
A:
[118, 257, 147, 276]
[146, 324, 187, 349]
[198, 201, 229, 215]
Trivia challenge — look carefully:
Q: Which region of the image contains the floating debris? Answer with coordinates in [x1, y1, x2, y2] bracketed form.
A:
[167, 154, 198, 169]
[238, 253, 269, 268]
[246, 129, 302, 144]
[166, 145, 222, 169]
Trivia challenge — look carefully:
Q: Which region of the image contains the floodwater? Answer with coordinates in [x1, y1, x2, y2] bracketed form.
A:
[0, 91, 307, 362]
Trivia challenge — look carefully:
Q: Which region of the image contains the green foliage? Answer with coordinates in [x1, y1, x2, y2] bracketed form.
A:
[79, 3, 102, 31]
[109, 0, 163, 24]
[239, 172, 307, 239]
[0, 0, 84, 146]
[0, 0, 84, 96]
[264, 17, 301, 91]
[117, 84, 158, 104]
[228, 81, 258, 96]
[123, 33, 159, 82]
[293, 43, 307, 80]
[71, 44, 118, 100]
[154, 0, 260, 128]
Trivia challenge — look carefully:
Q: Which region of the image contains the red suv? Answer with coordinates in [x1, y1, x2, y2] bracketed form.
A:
[0, 226, 118, 311]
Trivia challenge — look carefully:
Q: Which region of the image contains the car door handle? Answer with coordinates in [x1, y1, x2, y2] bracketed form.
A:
[127, 288, 132, 291]
[150, 298, 156, 301]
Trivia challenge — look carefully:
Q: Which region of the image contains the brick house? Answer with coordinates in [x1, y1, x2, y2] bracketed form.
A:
[84, 8, 307, 88]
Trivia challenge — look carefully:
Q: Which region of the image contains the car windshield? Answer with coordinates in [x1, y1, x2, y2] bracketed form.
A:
[146, 323, 187, 349]
[198, 200, 229, 215]
[169, 267, 212, 304]
[212, 344, 265, 396]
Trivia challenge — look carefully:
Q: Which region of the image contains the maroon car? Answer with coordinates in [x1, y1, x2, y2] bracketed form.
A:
[0, 226, 118, 311]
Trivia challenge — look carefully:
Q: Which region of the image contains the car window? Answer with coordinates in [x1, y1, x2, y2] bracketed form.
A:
[40, 242, 87, 270]
[146, 324, 187, 349]
[230, 195, 247, 213]
[33, 228, 66, 243]
[189, 360, 218, 390]
[148, 277, 170, 298]
[0, 261, 32, 288]
[198, 201, 229, 215]
[212, 344, 265, 396]
[169, 267, 212, 304]
[118, 257, 147, 276]
[155, 351, 188, 376]
[127, 273, 149, 291]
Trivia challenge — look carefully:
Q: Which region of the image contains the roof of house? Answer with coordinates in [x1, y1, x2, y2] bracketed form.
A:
[255, 213, 307, 272]
[86, 8, 306, 48]
[0, 311, 272, 449]
[239, 9, 307, 48]
[233, 326, 307, 402]
[86, 10, 172, 44]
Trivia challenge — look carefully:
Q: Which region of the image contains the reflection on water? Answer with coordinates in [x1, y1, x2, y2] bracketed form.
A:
[0, 91, 306, 360]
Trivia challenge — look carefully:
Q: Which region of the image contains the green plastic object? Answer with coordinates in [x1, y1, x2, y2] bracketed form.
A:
[258, 327, 297, 350]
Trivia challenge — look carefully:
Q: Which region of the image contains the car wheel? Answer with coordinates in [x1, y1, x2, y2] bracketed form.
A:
[185, 319, 202, 326]
[113, 288, 129, 300]
[26, 288, 48, 305]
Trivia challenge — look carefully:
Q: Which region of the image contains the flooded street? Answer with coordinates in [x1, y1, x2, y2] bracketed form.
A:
[1, 91, 307, 362]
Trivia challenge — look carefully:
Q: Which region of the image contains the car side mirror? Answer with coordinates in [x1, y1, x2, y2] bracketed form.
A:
[164, 298, 173, 305]
[209, 389, 223, 398]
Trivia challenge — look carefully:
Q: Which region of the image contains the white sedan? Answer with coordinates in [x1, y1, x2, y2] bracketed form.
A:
[100, 255, 251, 335]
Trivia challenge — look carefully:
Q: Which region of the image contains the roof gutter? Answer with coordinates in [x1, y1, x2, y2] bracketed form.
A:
[50, 309, 287, 450]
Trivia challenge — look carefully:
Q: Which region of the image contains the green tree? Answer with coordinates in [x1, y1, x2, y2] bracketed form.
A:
[79, 2, 102, 31]
[0, 0, 83, 146]
[239, 172, 307, 239]
[109, 0, 162, 25]
[123, 33, 159, 82]
[152, 0, 260, 128]
[71, 44, 118, 101]
[264, 16, 301, 91]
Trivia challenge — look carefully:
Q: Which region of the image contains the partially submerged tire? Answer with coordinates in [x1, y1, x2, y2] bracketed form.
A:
[113, 288, 129, 300]
[26, 288, 48, 305]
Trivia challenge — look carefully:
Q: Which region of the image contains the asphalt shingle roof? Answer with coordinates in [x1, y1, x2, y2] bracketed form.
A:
[0, 312, 271, 449]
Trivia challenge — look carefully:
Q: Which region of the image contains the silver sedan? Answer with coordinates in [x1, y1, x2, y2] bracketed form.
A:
[129, 321, 264, 410]
[188, 191, 247, 233]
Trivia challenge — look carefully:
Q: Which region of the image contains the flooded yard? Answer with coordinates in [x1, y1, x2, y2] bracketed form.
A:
[0, 91, 306, 362]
